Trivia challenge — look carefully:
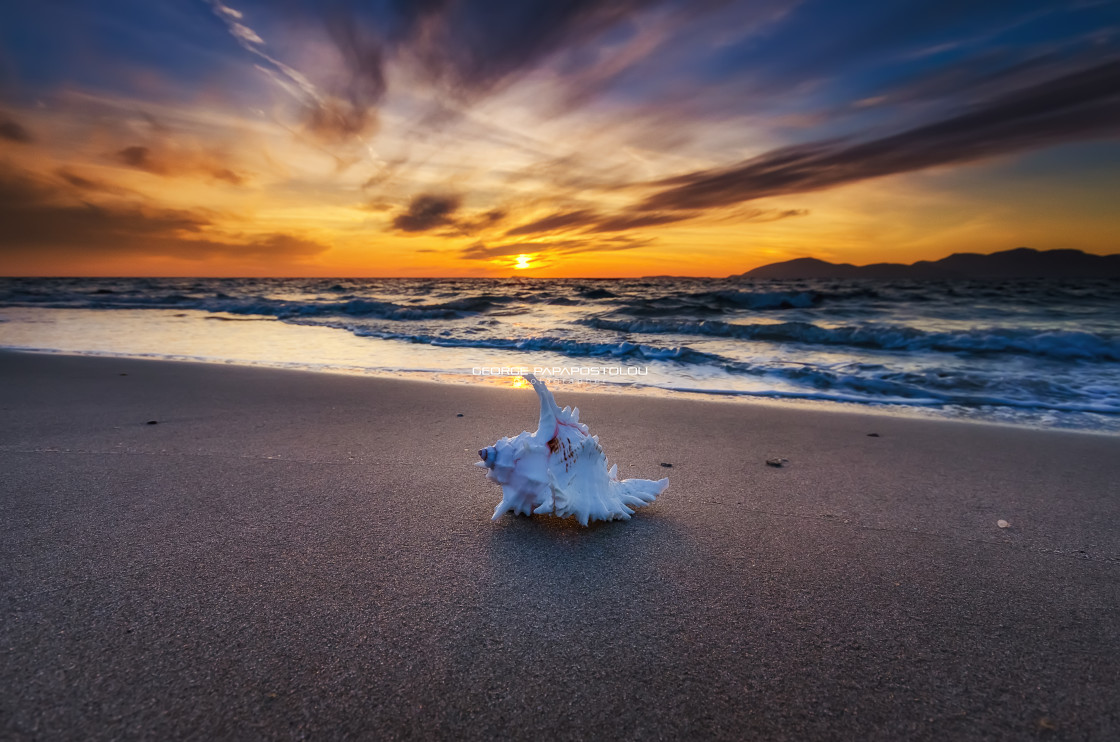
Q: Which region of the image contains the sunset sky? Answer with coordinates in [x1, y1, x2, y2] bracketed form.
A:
[1, 0, 1118, 277]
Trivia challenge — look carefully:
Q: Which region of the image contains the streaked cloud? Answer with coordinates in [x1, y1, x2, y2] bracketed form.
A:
[639, 60, 1120, 212]
[113, 145, 245, 184]
[0, 115, 32, 143]
[460, 234, 650, 261]
[392, 193, 463, 232]
[0, 163, 327, 262]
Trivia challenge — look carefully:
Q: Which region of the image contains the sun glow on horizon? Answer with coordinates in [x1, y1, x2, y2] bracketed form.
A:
[513, 254, 533, 270]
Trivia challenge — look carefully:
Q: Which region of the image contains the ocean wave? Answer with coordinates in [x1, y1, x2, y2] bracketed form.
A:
[335, 325, 729, 364]
[656, 383, 1120, 414]
[577, 287, 617, 299]
[578, 317, 1120, 361]
[701, 290, 820, 309]
[0, 293, 513, 321]
[290, 319, 1118, 412]
[609, 289, 821, 316]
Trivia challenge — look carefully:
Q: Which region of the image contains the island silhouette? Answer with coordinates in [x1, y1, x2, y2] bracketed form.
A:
[734, 247, 1120, 280]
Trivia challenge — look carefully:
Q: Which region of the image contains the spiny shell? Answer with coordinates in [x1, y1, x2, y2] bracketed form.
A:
[476, 375, 667, 526]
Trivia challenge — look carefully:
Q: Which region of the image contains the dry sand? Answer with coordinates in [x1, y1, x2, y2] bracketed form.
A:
[1, 350, 1118, 740]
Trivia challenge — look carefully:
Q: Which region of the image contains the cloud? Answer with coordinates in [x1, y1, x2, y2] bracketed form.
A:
[0, 115, 32, 143]
[0, 164, 326, 263]
[392, 193, 462, 232]
[116, 145, 160, 171]
[639, 59, 1120, 211]
[276, 0, 678, 151]
[412, 1, 664, 97]
[499, 207, 692, 236]
[500, 203, 810, 236]
[454, 207, 507, 235]
[583, 210, 692, 233]
[460, 234, 649, 261]
[209, 1, 385, 144]
[504, 209, 599, 237]
[303, 97, 378, 144]
[55, 169, 134, 195]
[113, 144, 245, 184]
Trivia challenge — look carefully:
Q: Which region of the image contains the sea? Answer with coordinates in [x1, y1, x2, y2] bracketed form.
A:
[1, 276, 1118, 433]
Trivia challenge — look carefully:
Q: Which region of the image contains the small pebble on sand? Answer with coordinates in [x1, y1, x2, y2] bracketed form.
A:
[997, 519, 1010, 529]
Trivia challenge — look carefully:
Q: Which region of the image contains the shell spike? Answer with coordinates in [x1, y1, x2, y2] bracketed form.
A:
[526, 374, 560, 437]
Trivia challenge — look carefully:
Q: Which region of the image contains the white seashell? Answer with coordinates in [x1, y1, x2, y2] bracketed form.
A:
[476, 375, 667, 526]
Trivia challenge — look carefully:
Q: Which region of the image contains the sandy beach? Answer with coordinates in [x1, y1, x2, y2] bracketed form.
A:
[1, 350, 1118, 740]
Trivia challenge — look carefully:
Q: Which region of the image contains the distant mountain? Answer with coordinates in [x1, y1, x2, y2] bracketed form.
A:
[733, 248, 1120, 280]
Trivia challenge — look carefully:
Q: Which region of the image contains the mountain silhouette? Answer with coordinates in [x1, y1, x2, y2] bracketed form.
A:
[734, 247, 1120, 280]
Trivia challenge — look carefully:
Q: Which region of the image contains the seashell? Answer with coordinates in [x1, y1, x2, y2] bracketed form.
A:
[476, 375, 668, 526]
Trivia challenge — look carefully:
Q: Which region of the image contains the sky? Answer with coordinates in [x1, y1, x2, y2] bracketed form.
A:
[0, 0, 1118, 277]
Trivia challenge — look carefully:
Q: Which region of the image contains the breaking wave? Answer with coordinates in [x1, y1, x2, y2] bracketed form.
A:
[577, 317, 1120, 361]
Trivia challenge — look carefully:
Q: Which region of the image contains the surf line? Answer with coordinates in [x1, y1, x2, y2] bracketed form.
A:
[472, 366, 649, 377]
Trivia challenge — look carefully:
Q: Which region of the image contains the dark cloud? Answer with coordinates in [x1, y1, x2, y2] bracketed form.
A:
[497, 203, 808, 237]
[116, 145, 158, 171]
[0, 115, 32, 143]
[585, 210, 692, 233]
[303, 93, 378, 145]
[498, 207, 688, 236]
[307, 16, 390, 143]
[640, 59, 1120, 212]
[754, 208, 809, 221]
[504, 209, 599, 237]
[0, 165, 326, 263]
[389, 0, 662, 99]
[300, 0, 669, 147]
[454, 207, 507, 235]
[392, 193, 462, 232]
[55, 169, 133, 195]
[113, 145, 245, 184]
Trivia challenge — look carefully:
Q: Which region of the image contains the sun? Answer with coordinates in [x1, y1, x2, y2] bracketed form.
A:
[514, 254, 532, 270]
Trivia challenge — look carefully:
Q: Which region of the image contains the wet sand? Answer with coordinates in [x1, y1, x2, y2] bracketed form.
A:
[1, 351, 1118, 740]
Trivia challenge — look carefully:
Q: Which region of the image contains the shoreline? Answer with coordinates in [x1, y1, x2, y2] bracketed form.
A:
[2, 350, 1118, 739]
[4, 346, 1117, 437]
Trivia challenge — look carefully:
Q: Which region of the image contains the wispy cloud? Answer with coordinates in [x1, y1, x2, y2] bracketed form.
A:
[639, 59, 1120, 212]
[392, 193, 462, 232]
[0, 115, 32, 143]
[55, 168, 134, 195]
[207, 0, 381, 144]
[113, 144, 245, 184]
[0, 163, 326, 262]
[498, 204, 808, 237]
[504, 209, 600, 237]
[460, 234, 650, 261]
